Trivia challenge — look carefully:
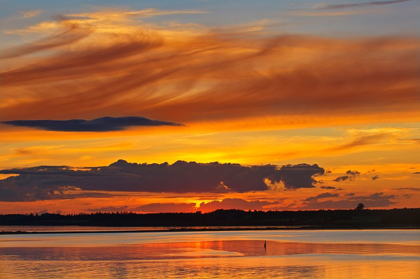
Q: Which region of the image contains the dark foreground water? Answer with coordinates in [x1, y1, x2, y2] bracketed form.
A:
[0, 229, 419, 278]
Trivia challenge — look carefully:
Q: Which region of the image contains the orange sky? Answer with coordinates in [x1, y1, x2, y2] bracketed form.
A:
[0, 3, 419, 214]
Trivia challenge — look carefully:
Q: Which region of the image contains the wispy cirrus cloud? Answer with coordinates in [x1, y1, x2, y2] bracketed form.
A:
[396, 187, 420, 191]
[290, 10, 368, 17]
[326, 133, 388, 152]
[21, 10, 44, 19]
[0, 9, 419, 128]
[316, 0, 411, 10]
[293, 0, 412, 18]
[0, 22, 92, 59]
[66, 8, 208, 19]
[325, 127, 416, 153]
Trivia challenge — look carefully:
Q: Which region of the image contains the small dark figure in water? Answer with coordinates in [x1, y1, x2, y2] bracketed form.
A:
[264, 240, 266, 250]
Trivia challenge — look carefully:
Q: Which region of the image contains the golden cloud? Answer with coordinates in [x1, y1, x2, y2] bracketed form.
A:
[1, 8, 419, 130]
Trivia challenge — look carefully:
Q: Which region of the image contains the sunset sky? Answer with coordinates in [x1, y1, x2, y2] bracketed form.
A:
[0, 0, 419, 214]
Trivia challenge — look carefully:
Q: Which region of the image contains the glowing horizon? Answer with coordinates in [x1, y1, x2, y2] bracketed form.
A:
[0, 0, 419, 214]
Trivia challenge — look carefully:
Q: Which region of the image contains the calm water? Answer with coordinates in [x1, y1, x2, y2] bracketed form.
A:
[0, 229, 419, 278]
[0, 225, 303, 233]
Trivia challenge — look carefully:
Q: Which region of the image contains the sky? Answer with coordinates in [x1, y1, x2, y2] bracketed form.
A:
[0, 0, 419, 214]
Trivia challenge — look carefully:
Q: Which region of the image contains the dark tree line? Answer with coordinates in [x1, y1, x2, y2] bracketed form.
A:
[0, 208, 419, 228]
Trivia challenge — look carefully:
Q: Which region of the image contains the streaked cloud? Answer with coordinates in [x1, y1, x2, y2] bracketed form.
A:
[1, 22, 91, 59]
[397, 187, 420, 191]
[0, 4, 418, 212]
[303, 192, 339, 201]
[21, 10, 44, 19]
[86, 198, 284, 213]
[87, 206, 128, 212]
[132, 203, 196, 213]
[316, 0, 411, 10]
[199, 198, 272, 212]
[0, 10, 418, 128]
[67, 8, 208, 19]
[326, 134, 388, 152]
[3, 116, 184, 132]
[326, 127, 416, 153]
[289, 10, 370, 17]
[333, 170, 360, 182]
[303, 192, 396, 209]
[320, 186, 339, 190]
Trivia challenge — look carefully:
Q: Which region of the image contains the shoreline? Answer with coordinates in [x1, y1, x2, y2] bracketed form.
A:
[1, 225, 419, 235]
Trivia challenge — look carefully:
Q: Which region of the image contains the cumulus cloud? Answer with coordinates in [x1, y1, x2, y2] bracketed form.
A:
[0, 160, 324, 201]
[333, 170, 360, 182]
[3, 116, 184, 132]
[303, 192, 396, 209]
[0, 177, 111, 201]
[317, 0, 411, 10]
[277, 164, 325, 189]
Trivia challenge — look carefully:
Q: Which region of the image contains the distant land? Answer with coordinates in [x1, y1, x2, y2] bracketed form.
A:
[1, 209, 419, 233]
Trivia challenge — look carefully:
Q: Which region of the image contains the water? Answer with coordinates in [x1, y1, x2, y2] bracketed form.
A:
[0, 225, 304, 233]
[1, 229, 419, 278]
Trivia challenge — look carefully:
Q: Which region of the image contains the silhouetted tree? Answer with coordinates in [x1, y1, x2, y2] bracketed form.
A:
[356, 203, 365, 210]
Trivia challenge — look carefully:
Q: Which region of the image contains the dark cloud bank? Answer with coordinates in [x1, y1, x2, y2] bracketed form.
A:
[2, 116, 183, 132]
[0, 160, 324, 201]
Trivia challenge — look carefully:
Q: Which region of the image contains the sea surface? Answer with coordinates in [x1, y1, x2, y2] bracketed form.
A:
[0, 228, 419, 278]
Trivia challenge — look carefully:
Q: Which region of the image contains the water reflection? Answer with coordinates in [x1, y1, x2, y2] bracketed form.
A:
[1, 255, 418, 279]
[2, 229, 419, 247]
[1, 240, 419, 261]
[108, 263, 128, 279]
[1, 231, 419, 279]
[0, 225, 304, 233]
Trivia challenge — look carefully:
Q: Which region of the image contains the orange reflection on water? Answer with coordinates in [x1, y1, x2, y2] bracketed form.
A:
[1, 240, 419, 261]
[1, 240, 419, 278]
